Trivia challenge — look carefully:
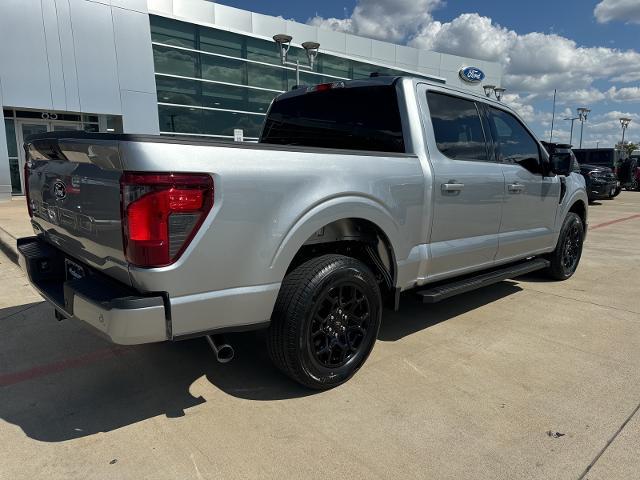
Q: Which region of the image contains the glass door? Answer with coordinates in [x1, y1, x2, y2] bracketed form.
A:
[15, 122, 48, 195]
[14, 120, 82, 194]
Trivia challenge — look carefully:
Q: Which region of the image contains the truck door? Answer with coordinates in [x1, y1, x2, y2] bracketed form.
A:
[418, 87, 505, 279]
[485, 106, 561, 260]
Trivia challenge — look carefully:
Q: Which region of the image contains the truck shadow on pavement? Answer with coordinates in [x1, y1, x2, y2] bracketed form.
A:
[0, 282, 521, 443]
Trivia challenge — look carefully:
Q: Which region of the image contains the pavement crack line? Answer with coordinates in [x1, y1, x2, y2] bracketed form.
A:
[0, 303, 41, 322]
[577, 401, 640, 480]
[523, 287, 639, 316]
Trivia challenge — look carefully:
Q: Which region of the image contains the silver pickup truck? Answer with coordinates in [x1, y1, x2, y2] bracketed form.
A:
[19, 76, 588, 389]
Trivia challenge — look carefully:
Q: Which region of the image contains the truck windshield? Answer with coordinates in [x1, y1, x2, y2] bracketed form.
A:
[260, 85, 405, 153]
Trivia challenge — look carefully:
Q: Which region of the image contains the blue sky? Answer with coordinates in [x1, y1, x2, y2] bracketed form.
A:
[221, 0, 640, 148]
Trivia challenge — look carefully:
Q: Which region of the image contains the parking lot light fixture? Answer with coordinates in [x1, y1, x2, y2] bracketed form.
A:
[493, 87, 506, 102]
[620, 117, 632, 145]
[483, 85, 495, 97]
[577, 107, 591, 149]
[273, 34, 292, 65]
[302, 41, 320, 69]
[273, 34, 320, 87]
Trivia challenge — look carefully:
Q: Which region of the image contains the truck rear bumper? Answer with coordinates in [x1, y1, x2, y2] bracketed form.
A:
[18, 236, 168, 345]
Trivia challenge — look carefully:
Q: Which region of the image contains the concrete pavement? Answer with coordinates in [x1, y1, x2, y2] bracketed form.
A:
[0, 193, 638, 479]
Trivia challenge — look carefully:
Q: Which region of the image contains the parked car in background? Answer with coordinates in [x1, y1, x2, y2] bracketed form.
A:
[542, 142, 616, 203]
[572, 148, 622, 199]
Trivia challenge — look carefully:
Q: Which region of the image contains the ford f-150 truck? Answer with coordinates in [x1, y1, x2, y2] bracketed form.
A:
[19, 76, 588, 389]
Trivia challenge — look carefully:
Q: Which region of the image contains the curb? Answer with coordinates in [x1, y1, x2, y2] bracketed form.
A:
[0, 226, 19, 265]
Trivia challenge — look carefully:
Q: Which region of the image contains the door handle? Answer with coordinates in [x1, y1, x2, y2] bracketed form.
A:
[441, 182, 465, 192]
[508, 183, 525, 193]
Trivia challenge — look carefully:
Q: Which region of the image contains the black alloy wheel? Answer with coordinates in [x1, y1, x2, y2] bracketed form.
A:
[268, 254, 382, 390]
[308, 282, 372, 369]
[546, 212, 584, 280]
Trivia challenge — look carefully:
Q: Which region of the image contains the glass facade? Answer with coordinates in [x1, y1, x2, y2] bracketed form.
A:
[150, 15, 434, 140]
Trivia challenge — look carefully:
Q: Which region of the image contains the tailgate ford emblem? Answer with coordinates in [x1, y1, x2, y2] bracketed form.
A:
[53, 181, 67, 200]
[459, 66, 485, 83]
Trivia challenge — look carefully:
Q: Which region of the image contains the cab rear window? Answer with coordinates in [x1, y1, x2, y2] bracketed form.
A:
[260, 85, 405, 153]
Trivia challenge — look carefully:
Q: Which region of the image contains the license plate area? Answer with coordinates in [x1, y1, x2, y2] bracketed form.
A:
[65, 258, 86, 281]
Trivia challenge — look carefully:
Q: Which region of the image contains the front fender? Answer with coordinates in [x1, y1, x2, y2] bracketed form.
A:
[269, 195, 408, 281]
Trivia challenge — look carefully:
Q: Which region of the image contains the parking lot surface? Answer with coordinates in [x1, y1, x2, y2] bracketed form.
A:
[0, 193, 639, 480]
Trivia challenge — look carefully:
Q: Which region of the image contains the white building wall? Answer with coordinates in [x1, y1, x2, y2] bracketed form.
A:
[0, 0, 159, 201]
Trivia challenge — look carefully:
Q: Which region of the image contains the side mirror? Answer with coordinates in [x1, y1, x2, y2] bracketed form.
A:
[550, 153, 572, 176]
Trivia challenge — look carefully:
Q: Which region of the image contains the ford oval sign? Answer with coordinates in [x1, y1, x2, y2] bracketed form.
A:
[459, 66, 485, 84]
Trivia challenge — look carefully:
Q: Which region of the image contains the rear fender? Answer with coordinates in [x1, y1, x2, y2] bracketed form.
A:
[270, 196, 405, 284]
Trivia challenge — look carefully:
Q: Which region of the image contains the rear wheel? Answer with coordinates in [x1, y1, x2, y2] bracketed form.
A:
[546, 212, 584, 280]
[268, 254, 382, 390]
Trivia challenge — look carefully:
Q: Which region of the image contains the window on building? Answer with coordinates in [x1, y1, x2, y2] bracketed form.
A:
[150, 16, 197, 49]
[261, 85, 405, 153]
[200, 28, 244, 57]
[427, 91, 488, 161]
[153, 45, 199, 78]
[487, 107, 541, 173]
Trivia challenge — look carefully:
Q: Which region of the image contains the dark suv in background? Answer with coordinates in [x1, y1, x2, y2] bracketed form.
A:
[572, 148, 621, 201]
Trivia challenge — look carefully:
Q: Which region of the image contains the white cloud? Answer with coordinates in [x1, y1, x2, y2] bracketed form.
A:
[308, 0, 443, 43]
[607, 86, 640, 102]
[594, 0, 640, 24]
[408, 13, 640, 95]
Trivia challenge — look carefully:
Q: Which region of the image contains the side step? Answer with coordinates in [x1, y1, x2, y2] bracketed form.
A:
[416, 258, 550, 303]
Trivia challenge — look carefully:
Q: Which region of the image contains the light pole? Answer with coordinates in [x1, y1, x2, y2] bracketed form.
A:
[577, 107, 591, 149]
[620, 117, 632, 146]
[564, 116, 579, 146]
[273, 34, 320, 87]
[482, 85, 506, 102]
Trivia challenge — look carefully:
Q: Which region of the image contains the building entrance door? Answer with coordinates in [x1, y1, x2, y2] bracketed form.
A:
[14, 120, 82, 194]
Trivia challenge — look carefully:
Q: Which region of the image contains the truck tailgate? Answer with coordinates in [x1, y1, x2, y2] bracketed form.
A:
[25, 134, 130, 285]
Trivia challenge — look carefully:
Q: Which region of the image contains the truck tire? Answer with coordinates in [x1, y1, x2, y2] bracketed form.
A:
[545, 212, 584, 280]
[268, 254, 382, 390]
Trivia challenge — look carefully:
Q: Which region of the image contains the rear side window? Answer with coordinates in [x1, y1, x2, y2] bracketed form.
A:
[260, 85, 405, 153]
[426, 92, 488, 161]
[487, 107, 542, 174]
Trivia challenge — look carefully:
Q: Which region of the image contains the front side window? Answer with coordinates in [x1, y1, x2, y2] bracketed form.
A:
[426, 92, 488, 161]
[488, 107, 541, 174]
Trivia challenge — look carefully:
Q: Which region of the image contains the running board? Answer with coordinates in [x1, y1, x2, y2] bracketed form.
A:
[416, 258, 550, 304]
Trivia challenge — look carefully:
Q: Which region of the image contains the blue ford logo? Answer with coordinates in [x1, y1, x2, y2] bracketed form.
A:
[459, 66, 485, 83]
[53, 181, 67, 200]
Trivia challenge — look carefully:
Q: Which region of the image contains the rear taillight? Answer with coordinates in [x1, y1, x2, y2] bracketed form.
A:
[24, 160, 33, 217]
[120, 172, 213, 268]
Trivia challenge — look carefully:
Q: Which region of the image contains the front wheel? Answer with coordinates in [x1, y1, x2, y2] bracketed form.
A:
[546, 212, 584, 280]
[268, 254, 382, 390]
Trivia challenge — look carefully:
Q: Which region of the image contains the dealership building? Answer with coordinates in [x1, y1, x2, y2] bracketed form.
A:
[0, 0, 502, 201]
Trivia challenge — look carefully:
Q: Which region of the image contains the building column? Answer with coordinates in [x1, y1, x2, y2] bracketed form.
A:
[0, 77, 12, 202]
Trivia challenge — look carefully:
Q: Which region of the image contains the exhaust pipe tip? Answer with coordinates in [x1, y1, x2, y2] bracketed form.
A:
[205, 335, 235, 364]
[215, 344, 235, 364]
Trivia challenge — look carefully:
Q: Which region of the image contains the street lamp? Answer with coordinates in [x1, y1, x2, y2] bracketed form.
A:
[273, 34, 320, 87]
[482, 85, 505, 102]
[577, 107, 591, 149]
[483, 85, 496, 97]
[620, 117, 632, 145]
[564, 116, 579, 146]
